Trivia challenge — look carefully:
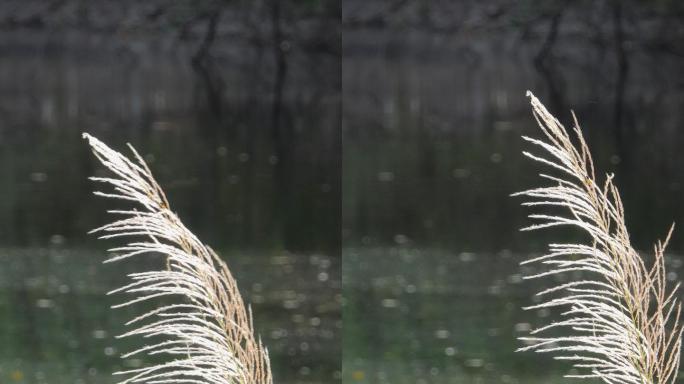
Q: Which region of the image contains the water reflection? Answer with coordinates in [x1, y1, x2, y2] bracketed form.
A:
[0, 29, 340, 252]
[344, 26, 684, 250]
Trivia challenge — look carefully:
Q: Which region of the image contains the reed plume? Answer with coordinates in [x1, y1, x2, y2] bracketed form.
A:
[83, 133, 272, 384]
[514, 92, 683, 383]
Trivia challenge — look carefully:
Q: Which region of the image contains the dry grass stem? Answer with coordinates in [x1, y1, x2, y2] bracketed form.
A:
[83, 133, 272, 384]
[514, 92, 683, 384]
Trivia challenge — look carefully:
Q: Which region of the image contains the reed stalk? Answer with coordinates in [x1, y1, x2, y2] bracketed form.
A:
[515, 92, 682, 383]
[84, 133, 272, 384]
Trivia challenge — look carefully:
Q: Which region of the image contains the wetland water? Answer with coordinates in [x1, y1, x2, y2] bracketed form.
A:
[1, 248, 339, 383]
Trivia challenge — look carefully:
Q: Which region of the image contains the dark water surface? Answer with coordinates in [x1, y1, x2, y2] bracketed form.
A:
[0, 248, 339, 383]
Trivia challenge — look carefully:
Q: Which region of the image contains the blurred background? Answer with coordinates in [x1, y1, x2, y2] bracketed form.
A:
[343, 0, 684, 383]
[0, 1, 340, 383]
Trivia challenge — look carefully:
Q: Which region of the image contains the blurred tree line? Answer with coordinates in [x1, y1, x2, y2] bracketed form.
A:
[0, 0, 339, 57]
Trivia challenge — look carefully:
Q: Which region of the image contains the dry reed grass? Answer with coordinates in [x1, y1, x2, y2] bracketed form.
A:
[84, 133, 272, 384]
[514, 92, 683, 383]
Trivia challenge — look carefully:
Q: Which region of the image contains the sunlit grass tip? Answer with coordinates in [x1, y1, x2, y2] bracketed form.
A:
[83, 133, 272, 384]
[514, 93, 683, 384]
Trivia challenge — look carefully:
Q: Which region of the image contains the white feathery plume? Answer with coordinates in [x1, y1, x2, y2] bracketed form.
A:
[83, 133, 272, 384]
[514, 92, 683, 383]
